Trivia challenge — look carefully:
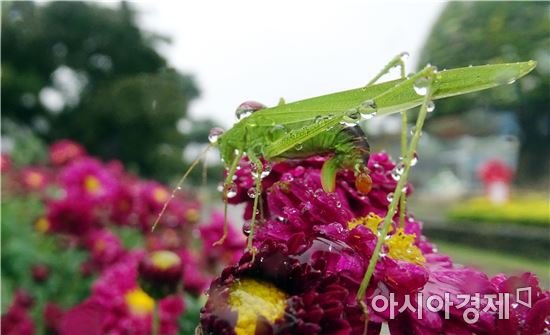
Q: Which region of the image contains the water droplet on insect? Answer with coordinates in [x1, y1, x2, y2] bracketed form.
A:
[341, 109, 361, 126]
[268, 124, 286, 141]
[360, 100, 377, 119]
[208, 127, 224, 143]
[247, 187, 257, 198]
[386, 192, 394, 202]
[235, 100, 266, 120]
[426, 101, 435, 112]
[226, 184, 238, 198]
[414, 77, 429, 96]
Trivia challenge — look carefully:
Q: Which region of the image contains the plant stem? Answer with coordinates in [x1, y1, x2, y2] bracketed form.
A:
[399, 110, 408, 229]
[152, 302, 160, 335]
[356, 70, 435, 303]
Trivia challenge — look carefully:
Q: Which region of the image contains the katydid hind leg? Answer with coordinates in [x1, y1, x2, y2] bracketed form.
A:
[213, 151, 243, 246]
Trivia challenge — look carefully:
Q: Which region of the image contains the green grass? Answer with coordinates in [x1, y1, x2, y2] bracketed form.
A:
[432, 240, 550, 289]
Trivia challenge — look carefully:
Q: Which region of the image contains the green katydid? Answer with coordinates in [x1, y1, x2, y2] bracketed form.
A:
[152, 56, 536, 258]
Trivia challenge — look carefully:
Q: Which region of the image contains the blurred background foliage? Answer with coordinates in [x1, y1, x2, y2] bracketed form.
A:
[1, 1, 212, 182]
[417, 2, 550, 185]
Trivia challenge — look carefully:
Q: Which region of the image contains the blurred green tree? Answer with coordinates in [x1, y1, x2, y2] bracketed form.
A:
[1, 1, 200, 181]
[418, 2, 549, 185]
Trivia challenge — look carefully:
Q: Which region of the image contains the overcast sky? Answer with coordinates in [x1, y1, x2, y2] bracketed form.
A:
[134, 1, 445, 128]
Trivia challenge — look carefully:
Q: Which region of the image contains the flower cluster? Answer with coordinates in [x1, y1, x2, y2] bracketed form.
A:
[200, 153, 549, 335]
[1, 140, 245, 335]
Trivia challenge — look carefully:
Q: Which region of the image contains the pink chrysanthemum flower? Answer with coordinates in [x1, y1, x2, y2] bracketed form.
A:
[61, 252, 184, 335]
[1, 290, 36, 335]
[199, 212, 246, 267]
[49, 139, 86, 166]
[59, 157, 119, 204]
[20, 167, 49, 191]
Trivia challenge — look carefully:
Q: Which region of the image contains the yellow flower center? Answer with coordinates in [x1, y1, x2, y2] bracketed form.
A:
[35, 217, 50, 233]
[185, 208, 200, 223]
[153, 187, 169, 203]
[150, 250, 181, 270]
[228, 279, 287, 335]
[84, 175, 101, 194]
[386, 228, 426, 265]
[347, 212, 388, 234]
[26, 172, 44, 187]
[124, 288, 155, 316]
[94, 240, 106, 252]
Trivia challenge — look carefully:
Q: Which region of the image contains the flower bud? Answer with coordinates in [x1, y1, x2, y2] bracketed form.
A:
[138, 250, 183, 299]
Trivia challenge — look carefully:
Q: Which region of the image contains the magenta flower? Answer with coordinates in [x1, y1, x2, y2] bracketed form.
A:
[1, 290, 35, 335]
[83, 229, 125, 272]
[199, 239, 373, 335]
[1, 153, 12, 173]
[62, 252, 184, 335]
[20, 167, 49, 192]
[45, 197, 96, 236]
[49, 139, 86, 166]
[199, 212, 246, 267]
[59, 157, 119, 204]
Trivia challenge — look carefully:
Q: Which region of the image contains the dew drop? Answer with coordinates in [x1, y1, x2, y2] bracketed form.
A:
[268, 124, 286, 140]
[410, 152, 419, 166]
[261, 163, 272, 178]
[208, 127, 224, 143]
[399, 51, 410, 61]
[235, 100, 266, 120]
[410, 126, 423, 136]
[360, 100, 378, 119]
[226, 184, 238, 198]
[295, 143, 303, 151]
[414, 77, 429, 96]
[507, 78, 516, 85]
[426, 101, 435, 112]
[247, 187, 257, 198]
[341, 109, 361, 126]
[386, 192, 394, 202]
[217, 183, 224, 192]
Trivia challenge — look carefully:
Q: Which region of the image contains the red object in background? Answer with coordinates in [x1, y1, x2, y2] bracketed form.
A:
[477, 159, 514, 204]
[478, 159, 514, 184]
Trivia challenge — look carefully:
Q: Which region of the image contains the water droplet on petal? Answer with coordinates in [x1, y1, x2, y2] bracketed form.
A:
[208, 127, 224, 143]
[386, 192, 394, 202]
[247, 187, 257, 198]
[226, 184, 238, 198]
[414, 77, 429, 96]
[261, 163, 272, 178]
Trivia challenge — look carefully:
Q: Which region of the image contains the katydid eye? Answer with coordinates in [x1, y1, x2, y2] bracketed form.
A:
[355, 172, 372, 195]
[235, 100, 266, 120]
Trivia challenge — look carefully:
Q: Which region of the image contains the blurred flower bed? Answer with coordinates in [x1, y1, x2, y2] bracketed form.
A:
[1, 141, 548, 335]
[1, 140, 245, 335]
[448, 196, 550, 226]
